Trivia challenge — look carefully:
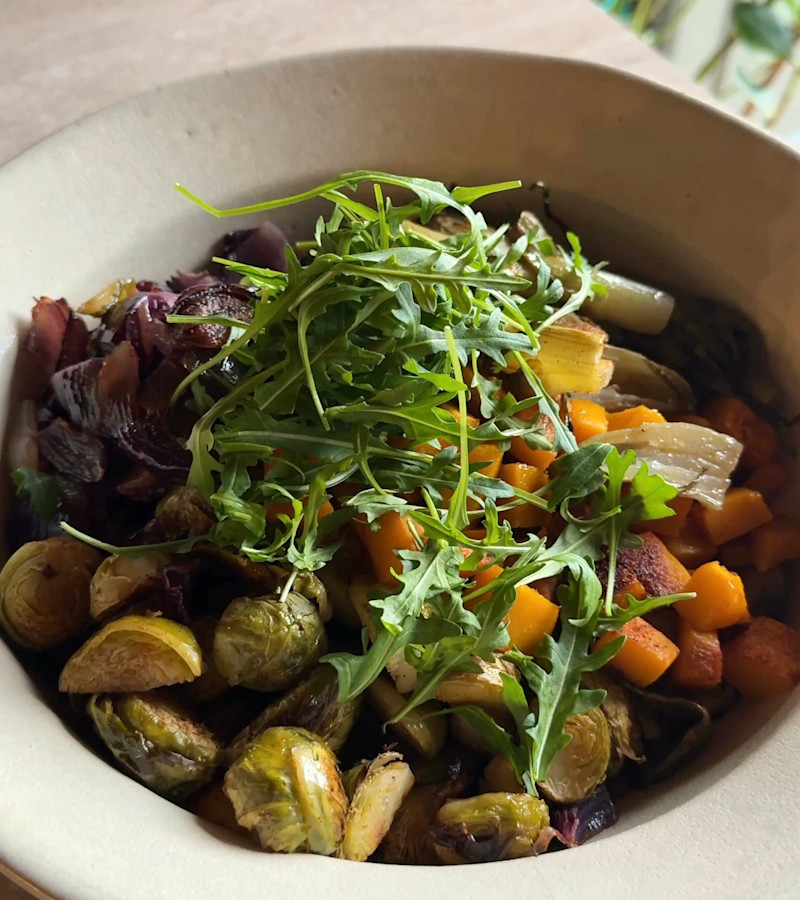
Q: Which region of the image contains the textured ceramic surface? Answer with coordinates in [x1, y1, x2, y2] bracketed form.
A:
[1, 49, 799, 900]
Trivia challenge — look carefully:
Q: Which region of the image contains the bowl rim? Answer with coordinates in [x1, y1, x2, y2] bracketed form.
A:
[1, 43, 799, 900]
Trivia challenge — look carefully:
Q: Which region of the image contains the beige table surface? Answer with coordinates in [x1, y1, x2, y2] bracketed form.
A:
[0, 1, 698, 897]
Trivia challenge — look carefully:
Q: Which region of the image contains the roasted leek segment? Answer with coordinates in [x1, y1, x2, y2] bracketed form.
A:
[59, 615, 202, 693]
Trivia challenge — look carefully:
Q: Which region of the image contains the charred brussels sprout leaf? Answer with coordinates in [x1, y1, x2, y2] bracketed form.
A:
[89, 551, 173, 621]
[213, 592, 327, 692]
[0, 537, 103, 650]
[538, 708, 611, 804]
[338, 752, 415, 861]
[59, 614, 203, 693]
[227, 665, 359, 760]
[433, 792, 550, 864]
[223, 726, 348, 855]
[88, 692, 222, 800]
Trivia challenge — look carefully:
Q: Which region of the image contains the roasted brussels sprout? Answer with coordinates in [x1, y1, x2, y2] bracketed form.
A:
[367, 675, 446, 759]
[435, 656, 518, 720]
[227, 665, 359, 760]
[585, 671, 644, 773]
[538, 708, 611, 804]
[223, 726, 348, 855]
[0, 537, 103, 650]
[432, 792, 550, 864]
[89, 551, 172, 621]
[154, 487, 215, 540]
[88, 692, 222, 800]
[59, 614, 203, 693]
[183, 618, 230, 705]
[213, 592, 327, 692]
[338, 752, 415, 861]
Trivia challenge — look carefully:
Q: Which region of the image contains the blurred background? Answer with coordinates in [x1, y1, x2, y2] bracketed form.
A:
[600, 0, 800, 145]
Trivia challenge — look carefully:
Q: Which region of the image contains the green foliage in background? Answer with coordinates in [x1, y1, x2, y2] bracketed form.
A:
[599, 0, 800, 128]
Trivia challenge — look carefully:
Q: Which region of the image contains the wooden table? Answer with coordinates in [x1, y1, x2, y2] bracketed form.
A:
[0, 1, 698, 896]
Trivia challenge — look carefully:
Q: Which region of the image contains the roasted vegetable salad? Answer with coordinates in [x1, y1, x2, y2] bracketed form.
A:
[3, 171, 800, 864]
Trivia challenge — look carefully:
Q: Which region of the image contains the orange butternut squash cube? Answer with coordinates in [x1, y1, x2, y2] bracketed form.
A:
[468, 442, 504, 479]
[671, 620, 722, 689]
[569, 398, 608, 443]
[744, 462, 789, 502]
[722, 617, 800, 701]
[700, 487, 773, 546]
[596, 617, 679, 687]
[615, 532, 691, 597]
[703, 396, 779, 474]
[751, 516, 800, 573]
[641, 496, 694, 539]
[662, 517, 718, 569]
[606, 405, 666, 430]
[352, 512, 423, 586]
[505, 585, 560, 655]
[676, 561, 747, 630]
[498, 463, 549, 529]
[466, 565, 559, 653]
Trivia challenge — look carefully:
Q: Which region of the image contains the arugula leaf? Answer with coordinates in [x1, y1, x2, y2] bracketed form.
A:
[505, 578, 624, 785]
[596, 591, 694, 633]
[597, 449, 678, 615]
[12, 468, 60, 521]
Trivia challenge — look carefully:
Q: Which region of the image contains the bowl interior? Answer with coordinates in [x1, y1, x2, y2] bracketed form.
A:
[1, 48, 800, 900]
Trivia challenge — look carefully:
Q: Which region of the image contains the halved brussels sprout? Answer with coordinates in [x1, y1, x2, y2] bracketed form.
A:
[585, 671, 644, 773]
[338, 752, 415, 861]
[367, 676, 446, 759]
[0, 537, 103, 650]
[433, 792, 550, 864]
[89, 551, 172, 621]
[59, 614, 203, 693]
[183, 618, 230, 705]
[223, 726, 348, 855]
[213, 592, 327, 692]
[435, 656, 518, 720]
[538, 708, 611, 804]
[227, 665, 359, 761]
[88, 692, 222, 800]
[154, 487, 215, 540]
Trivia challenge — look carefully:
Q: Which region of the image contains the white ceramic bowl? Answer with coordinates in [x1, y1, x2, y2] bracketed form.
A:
[1, 49, 800, 900]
